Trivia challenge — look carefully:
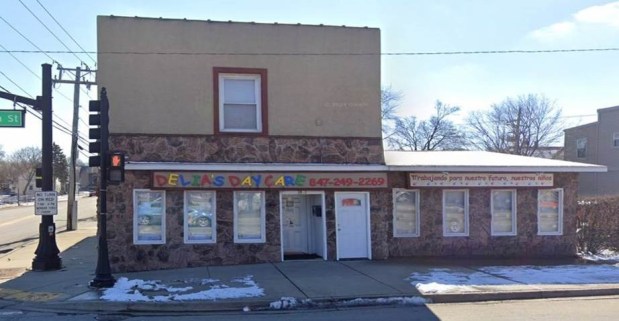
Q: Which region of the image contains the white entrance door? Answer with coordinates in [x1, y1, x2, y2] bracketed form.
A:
[282, 195, 308, 253]
[335, 192, 370, 259]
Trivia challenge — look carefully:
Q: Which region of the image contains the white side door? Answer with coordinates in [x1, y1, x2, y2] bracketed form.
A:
[282, 195, 308, 253]
[335, 192, 370, 259]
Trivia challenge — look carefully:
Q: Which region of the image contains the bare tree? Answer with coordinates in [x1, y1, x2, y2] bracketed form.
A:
[466, 94, 563, 156]
[386, 100, 467, 151]
[10, 147, 42, 195]
[381, 87, 402, 138]
[0, 150, 9, 194]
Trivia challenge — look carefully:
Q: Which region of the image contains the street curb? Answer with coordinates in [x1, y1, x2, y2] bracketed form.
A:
[13, 295, 426, 314]
[10, 287, 619, 314]
[423, 287, 619, 303]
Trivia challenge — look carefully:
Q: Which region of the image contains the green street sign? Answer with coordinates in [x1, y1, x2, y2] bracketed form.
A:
[0, 110, 25, 127]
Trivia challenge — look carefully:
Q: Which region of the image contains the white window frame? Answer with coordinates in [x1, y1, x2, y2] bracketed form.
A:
[183, 191, 217, 244]
[576, 138, 587, 158]
[442, 189, 469, 237]
[392, 189, 420, 237]
[233, 191, 266, 243]
[133, 189, 166, 245]
[613, 132, 619, 148]
[218, 74, 262, 133]
[537, 188, 564, 236]
[490, 189, 517, 236]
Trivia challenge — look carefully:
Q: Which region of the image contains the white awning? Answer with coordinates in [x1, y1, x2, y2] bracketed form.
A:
[384, 151, 607, 173]
[124, 151, 607, 173]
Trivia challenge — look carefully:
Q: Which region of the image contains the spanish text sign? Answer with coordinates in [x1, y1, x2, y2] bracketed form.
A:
[409, 173, 553, 187]
[153, 172, 388, 189]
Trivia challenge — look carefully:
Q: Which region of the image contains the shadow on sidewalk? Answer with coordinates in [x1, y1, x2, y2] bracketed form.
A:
[0, 236, 98, 303]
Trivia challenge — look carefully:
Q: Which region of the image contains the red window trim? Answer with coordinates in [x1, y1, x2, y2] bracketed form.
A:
[213, 67, 268, 135]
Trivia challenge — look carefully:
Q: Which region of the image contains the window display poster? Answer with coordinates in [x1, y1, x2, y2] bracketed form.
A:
[394, 190, 418, 236]
[538, 189, 561, 234]
[185, 191, 215, 242]
[492, 190, 515, 234]
[135, 190, 165, 243]
[444, 191, 466, 235]
[235, 191, 263, 240]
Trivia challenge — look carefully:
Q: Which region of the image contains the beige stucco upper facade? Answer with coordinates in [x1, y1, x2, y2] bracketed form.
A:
[564, 105, 619, 196]
[97, 16, 381, 138]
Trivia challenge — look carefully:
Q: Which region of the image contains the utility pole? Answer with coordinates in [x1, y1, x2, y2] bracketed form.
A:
[54, 66, 96, 231]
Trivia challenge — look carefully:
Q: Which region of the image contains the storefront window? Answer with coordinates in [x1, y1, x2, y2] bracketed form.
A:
[234, 191, 265, 243]
[443, 190, 469, 236]
[538, 189, 563, 235]
[133, 189, 166, 244]
[393, 189, 420, 237]
[491, 190, 517, 236]
[184, 191, 216, 244]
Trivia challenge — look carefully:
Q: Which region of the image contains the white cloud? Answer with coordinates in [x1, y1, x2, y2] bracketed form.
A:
[529, 1, 619, 41]
[530, 22, 576, 41]
[575, 1, 619, 27]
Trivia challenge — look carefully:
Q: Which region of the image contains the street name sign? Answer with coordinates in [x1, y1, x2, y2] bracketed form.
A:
[0, 109, 25, 127]
[35, 191, 58, 215]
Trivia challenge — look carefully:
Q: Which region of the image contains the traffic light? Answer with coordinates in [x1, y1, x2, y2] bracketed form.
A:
[107, 151, 125, 184]
[88, 91, 109, 167]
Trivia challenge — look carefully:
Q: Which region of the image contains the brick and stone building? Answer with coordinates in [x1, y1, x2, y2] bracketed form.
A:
[97, 16, 605, 272]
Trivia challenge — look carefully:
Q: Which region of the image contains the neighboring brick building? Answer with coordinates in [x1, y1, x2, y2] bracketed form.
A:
[564, 106, 619, 196]
[97, 16, 605, 272]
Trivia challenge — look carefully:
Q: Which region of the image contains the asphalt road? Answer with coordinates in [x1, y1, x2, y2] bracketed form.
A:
[1, 296, 619, 320]
[0, 196, 97, 253]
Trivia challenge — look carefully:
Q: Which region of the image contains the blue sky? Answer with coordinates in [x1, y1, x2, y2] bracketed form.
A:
[1, 0, 619, 159]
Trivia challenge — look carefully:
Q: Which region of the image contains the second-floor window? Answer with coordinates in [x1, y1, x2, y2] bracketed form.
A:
[214, 68, 268, 134]
[576, 138, 587, 158]
[614, 133, 619, 148]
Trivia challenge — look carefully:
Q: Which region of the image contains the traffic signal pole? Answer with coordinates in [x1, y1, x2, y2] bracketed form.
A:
[32, 64, 62, 271]
[89, 87, 115, 288]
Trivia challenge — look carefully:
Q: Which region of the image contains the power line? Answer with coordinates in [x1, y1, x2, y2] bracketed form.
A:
[0, 16, 55, 63]
[1, 47, 618, 56]
[35, 0, 97, 66]
[0, 70, 33, 98]
[17, 0, 84, 63]
[0, 43, 41, 79]
[0, 15, 77, 102]
[0, 83, 90, 144]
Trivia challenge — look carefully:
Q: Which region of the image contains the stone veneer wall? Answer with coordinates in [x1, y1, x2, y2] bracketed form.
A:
[109, 135, 384, 164]
[382, 172, 579, 258]
[107, 171, 282, 272]
[105, 134, 579, 270]
[106, 134, 386, 272]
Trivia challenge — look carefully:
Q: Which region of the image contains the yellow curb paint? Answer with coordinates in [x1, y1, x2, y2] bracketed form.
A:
[0, 287, 61, 302]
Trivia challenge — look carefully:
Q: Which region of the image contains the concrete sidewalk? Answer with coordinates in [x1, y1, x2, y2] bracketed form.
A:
[1, 223, 619, 314]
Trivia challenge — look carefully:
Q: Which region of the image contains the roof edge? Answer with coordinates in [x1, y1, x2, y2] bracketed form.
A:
[97, 15, 379, 31]
[125, 162, 607, 173]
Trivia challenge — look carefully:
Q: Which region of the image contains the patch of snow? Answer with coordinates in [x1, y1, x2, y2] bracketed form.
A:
[479, 265, 619, 284]
[410, 264, 619, 294]
[415, 282, 468, 294]
[580, 249, 619, 262]
[269, 297, 298, 309]
[101, 275, 264, 302]
[409, 269, 517, 287]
